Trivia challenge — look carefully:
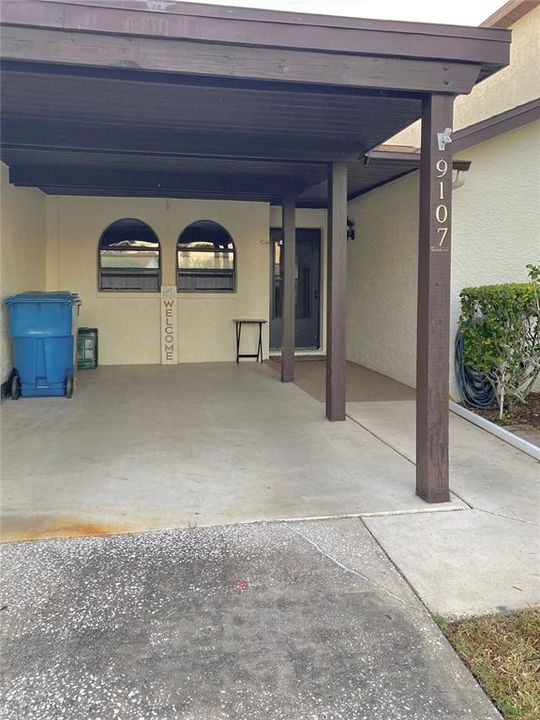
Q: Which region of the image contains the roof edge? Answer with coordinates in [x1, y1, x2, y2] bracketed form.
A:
[480, 0, 539, 29]
[452, 96, 540, 152]
[36, 0, 512, 39]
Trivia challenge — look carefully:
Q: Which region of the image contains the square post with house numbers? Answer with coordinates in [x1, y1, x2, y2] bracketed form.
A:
[416, 94, 454, 503]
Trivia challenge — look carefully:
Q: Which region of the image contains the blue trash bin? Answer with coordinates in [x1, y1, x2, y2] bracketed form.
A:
[5, 292, 81, 398]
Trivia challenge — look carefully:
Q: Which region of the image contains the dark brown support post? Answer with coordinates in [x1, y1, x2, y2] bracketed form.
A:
[326, 161, 348, 421]
[281, 194, 296, 382]
[416, 93, 454, 503]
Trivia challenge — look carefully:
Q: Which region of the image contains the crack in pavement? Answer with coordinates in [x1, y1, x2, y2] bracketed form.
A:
[282, 521, 421, 613]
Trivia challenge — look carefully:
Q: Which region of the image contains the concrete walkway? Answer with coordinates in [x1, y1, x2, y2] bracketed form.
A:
[347, 400, 540, 617]
[0, 519, 501, 720]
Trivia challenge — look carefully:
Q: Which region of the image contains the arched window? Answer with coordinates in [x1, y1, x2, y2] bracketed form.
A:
[177, 220, 236, 292]
[98, 219, 160, 292]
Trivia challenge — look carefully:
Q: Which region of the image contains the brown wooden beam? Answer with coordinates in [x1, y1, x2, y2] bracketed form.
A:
[281, 195, 296, 383]
[33, 186, 285, 201]
[326, 161, 348, 421]
[416, 94, 454, 503]
[40, 0, 504, 48]
[2, 0, 511, 67]
[0, 26, 483, 94]
[7, 165, 307, 196]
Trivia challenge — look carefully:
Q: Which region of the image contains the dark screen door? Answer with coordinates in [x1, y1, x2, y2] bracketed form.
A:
[270, 228, 321, 350]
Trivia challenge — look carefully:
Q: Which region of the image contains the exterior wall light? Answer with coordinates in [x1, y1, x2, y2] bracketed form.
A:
[452, 169, 467, 190]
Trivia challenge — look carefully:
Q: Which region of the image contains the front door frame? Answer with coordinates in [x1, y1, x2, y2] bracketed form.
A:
[269, 226, 322, 352]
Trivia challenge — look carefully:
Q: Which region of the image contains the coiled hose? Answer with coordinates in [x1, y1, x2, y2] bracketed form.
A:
[455, 330, 496, 408]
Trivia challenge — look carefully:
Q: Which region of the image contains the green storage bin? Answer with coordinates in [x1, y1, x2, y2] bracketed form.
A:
[77, 327, 98, 369]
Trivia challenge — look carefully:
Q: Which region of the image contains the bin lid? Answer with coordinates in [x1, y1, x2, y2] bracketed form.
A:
[5, 291, 80, 305]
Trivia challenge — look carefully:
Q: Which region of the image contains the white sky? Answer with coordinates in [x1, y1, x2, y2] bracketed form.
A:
[189, 0, 505, 26]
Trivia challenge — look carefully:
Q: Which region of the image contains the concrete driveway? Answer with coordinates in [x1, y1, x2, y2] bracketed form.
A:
[0, 518, 500, 720]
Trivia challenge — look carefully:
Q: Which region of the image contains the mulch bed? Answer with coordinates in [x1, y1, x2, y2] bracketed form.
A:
[470, 392, 540, 431]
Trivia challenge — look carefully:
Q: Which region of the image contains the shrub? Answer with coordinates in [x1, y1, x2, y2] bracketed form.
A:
[459, 264, 540, 419]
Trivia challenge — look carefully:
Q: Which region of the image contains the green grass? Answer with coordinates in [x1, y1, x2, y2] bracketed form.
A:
[436, 610, 540, 720]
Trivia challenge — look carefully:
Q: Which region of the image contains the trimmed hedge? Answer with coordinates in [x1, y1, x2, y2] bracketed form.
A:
[459, 268, 539, 417]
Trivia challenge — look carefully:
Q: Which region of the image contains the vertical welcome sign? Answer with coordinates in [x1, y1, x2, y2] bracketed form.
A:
[160, 286, 178, 364]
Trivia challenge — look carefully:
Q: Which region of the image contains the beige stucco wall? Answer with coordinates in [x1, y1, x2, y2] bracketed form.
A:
[0, 163, 47, 385]
[346, 171, 419, 389]
[45, 197, 328, 366]
[388, 6, 540, 148]
[46, 196, 271, 365]
[346, 120, 540, 397]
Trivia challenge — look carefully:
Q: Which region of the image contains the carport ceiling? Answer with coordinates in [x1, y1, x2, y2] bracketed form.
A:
[0, 0, 510, 203]
[0, 65, 423, 202]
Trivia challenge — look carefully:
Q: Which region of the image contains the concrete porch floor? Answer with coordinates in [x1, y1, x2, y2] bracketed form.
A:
[267, 357, 416, 403]
[1, 362, 461, 543]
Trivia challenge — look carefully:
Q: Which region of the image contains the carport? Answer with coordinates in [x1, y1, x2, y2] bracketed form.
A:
[0, 0, 510, 505]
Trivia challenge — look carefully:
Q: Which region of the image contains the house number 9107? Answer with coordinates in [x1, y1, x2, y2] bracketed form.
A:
[434, 158, 449, 252]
